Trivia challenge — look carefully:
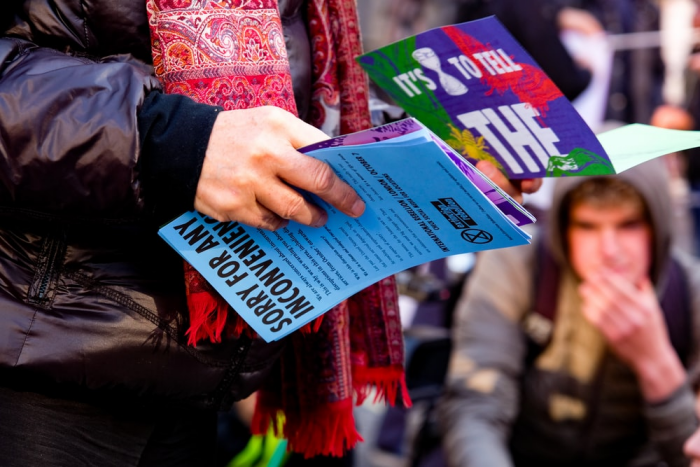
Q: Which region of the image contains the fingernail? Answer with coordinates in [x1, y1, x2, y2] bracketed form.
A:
[350, 199, 366, 217]
[311, 212, 328, 228]
[480, 163, 497, 178]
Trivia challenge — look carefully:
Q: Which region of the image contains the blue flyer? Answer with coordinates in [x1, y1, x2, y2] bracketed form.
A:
[159, 126, 531, 341]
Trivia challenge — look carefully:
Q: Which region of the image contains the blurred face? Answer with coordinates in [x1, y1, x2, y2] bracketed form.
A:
[566, 201, 652, 284]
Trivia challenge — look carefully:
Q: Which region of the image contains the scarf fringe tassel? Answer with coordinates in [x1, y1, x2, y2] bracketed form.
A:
[353, 365, 412, 408]
[187, 295, 325, 346]
[252, 398, 362, 459]
[249, 366, 411, 459]
[185, 292, 230, 346]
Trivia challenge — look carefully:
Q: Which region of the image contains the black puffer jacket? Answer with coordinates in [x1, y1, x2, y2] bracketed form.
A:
[0, 0, 310, 410]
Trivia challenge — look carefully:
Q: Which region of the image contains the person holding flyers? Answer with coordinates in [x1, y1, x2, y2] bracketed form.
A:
[0, 0, 542, 465]
[438, 158, 700, 467]
[0, 0, 389, 465]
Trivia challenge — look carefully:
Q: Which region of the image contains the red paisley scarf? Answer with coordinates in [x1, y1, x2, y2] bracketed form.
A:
[147, 0, 410, 458]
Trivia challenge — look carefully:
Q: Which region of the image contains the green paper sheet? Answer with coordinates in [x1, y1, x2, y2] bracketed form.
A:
[598, 124, 700, 173]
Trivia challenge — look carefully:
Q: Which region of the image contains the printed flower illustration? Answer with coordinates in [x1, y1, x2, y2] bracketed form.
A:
[446, 124, 503, 171]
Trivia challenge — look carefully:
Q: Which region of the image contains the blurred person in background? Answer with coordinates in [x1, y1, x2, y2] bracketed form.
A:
[649, 104, 696, 255]
[438, 158, 700, 467]
[357, 0, 599, 127]
[554, 0, 666, 124]
[674, 0, 700, 255]
[455, 0, 598, 102]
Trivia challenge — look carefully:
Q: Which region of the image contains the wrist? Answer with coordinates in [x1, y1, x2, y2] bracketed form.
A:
[632, 348, 686, 403]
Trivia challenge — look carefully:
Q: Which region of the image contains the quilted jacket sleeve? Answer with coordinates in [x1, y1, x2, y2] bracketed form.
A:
[0, 37, 219, 223]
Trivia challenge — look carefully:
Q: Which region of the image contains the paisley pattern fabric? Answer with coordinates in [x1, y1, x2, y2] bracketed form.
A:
[306, 0, 372, 136]
[148, 0, 297, 112]
[147, 0, 409, 458]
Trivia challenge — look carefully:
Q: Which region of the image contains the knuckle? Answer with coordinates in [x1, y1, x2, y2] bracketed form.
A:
[257, 213, 285, 231]
[259, 106, 284, 127]
[280, 194, 307, 220]
[311, 162, 337, 193]
[234, 171, 257, 189]
[629, 317, 643, 333]
[619, 324, 634, 340]
[206, 196, 248, 224]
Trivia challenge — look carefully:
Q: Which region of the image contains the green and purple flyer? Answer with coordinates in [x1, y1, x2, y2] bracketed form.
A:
[357, 16, 614, 178]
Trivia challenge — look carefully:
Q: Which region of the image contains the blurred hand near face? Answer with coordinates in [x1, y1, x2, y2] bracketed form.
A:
[579, 268, 685, 402]
[579, 270, 668, 369]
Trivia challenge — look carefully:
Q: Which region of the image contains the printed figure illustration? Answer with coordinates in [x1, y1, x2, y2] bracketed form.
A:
[546, 148, 615, 176]
[412, 47, 468, 96]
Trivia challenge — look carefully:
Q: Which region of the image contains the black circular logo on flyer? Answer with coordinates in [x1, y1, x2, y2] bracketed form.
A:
[461, 229, 493, 244]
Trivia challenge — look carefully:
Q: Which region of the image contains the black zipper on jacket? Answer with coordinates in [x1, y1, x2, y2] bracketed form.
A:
[28, 233, 66, 308]
[37, 242, 57, 300]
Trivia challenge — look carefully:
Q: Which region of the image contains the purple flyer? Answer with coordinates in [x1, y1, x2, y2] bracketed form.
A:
[357, 16, 614, 179]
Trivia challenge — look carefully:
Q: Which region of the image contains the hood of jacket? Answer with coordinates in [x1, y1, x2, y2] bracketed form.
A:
[547, 157, 673, 286]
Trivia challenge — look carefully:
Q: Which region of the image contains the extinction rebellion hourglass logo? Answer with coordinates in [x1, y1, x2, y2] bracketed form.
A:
[431, 198, 493, 245]
[461, 229, 493, 244]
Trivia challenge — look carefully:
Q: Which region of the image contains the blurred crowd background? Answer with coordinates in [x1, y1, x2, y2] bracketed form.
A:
[352, 1, 700, 467]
